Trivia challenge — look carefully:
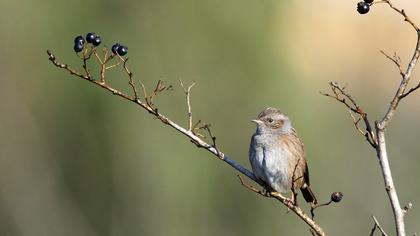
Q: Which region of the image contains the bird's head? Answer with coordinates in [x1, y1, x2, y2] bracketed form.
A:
[252, 107, 292, 134]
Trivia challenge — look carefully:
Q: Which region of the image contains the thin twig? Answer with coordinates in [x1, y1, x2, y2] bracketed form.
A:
[140, 82, 148, 104]
[82, 49, 93, 79]
[105, 62, 121, 70]
[349, 110, 366, 137]
[380, 50, 405, 78]
[180, 80, 196, 131]
[191, 120, 204, 137]
[377, 6, 420, 129]
[375, 0, 420, 32]
[122, 58, 139, 100]
[311, 200, 332, 217]
[144, 80, 173, 109]
[93, 50, 103, 64]
[47, 50, 89, 80]
[237, 174, 268, 196]
[322, 82, 377, 148]
[199, 124, 222, 159]
[96, 51, 107, 83]
[370, 215, 388, 236]
[399, 82, 420, 99]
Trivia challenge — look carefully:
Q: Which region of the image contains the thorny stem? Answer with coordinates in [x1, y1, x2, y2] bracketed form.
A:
[46, 49, 326, 236]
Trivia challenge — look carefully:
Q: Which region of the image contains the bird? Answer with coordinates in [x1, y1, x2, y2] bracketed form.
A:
[249, 107, 317, 205]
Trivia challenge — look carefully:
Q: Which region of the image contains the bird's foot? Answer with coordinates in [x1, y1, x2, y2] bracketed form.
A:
[285, 197, 295, 209]
[261, 183, 274, 197]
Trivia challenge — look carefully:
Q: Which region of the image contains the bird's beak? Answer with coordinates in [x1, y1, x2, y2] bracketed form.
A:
[251, 119, 262, 124]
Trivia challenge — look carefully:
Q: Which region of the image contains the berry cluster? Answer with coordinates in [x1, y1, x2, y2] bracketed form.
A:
[111, 43, 128, 56]
[73, 32, 129, 56]
[73, 32, 101, 53]
[357, 0, 374, 14]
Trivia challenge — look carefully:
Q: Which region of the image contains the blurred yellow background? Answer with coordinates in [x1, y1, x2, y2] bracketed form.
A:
[0, 0, 419, 235]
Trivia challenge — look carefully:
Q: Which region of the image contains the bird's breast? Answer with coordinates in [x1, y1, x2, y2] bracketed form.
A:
[249, 133, 291, 193]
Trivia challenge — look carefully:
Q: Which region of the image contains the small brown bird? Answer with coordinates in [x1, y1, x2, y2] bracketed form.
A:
[249, 107, 317, 205]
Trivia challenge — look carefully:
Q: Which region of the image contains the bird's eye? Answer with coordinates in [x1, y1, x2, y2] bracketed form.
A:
[267, 118, 273, 123]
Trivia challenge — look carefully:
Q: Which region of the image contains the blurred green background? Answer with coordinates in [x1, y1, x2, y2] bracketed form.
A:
[1, 0, 419, 235]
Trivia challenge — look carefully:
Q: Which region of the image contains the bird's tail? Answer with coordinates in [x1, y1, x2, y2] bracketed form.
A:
[300, 184, 317, 205]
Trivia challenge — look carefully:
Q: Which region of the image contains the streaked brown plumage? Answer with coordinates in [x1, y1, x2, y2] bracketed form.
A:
[249, 107, 317, 205]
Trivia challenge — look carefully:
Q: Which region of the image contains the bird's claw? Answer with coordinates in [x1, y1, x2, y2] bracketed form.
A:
[285, 198, 295, 208]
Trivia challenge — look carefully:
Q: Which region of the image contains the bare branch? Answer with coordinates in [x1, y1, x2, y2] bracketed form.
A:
[237, 175, 326, 236]
[377, 11, 420, 130]
[47, 49, 259, 181]
[48, 48, 327, 235]
[47, 50, 89, 80]
[324, 2, 420, 236]
[322, 82, 377, 148]
[374, 5, 420, 235]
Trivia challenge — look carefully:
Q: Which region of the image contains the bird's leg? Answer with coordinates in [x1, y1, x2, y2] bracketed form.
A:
[291, 189, 299, 207]
[284, 192, 297, 211]
[290, 160, 300, 207]
[261, 183, 273, 196]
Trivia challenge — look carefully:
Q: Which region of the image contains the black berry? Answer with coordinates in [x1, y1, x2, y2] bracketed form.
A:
[364, 0, 374, 3]
[86, 32, 96, 43]
[74, 43, 84, 53]
[331, 192, 343, 203]
[357, 2, 370, 14]
[111, 43, 121, 54]
[92, 35, 101, 47]
[117, 45, 128, 56]
[74, 35, 85, 45]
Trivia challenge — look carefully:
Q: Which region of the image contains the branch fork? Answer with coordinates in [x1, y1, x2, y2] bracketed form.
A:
[323, 1, 420, 235]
